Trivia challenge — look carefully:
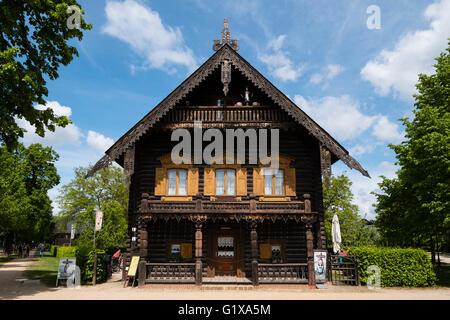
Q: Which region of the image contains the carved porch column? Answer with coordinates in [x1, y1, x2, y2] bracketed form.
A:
[250, 222, 259, 286]
[138, 221, 147, 287]
[195, 223, 203, 285]
[302, 216, 316, 286]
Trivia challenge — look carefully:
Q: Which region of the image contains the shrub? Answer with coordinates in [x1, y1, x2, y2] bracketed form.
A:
[75, 245, 106, 284]
[44, 243, 52, 251]
[347, 246, 436, 287]
[56, 246, 77, 259]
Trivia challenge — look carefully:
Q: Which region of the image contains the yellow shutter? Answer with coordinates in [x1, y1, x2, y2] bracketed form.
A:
[236, 168, 247, 196]
[181, 243, 192, 259]
[253, 168, 264, 196]
[154, 168, 167, 196]
[285, 167, 296, 196]
[187, 168, 199, 196]
[204, 168, 215, 195]
[259, 244, 272, 259]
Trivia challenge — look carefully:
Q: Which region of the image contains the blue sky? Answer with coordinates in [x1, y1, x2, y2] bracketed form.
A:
[21, 0, 450, 218]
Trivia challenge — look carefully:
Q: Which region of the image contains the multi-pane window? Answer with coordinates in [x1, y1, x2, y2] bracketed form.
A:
[264, 169, 284, 195]
[168, 169, 187, 195]
[216, 169, 236, 195]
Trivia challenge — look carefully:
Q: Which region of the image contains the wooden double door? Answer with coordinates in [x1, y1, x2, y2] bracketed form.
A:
[206, 224, 245, 277]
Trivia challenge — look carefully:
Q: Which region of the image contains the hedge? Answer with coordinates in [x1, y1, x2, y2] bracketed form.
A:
[347, 246, 436, 287]
[56, 246, 77, 259]
[75, 245, 107, 284]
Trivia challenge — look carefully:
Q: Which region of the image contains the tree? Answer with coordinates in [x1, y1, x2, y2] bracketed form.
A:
[57, 166, 128, 252]
[374, 41, 450, 257]
[0, 0, 91, 150]
[323, 174, 379, 248]
[0, 143, 59, 244]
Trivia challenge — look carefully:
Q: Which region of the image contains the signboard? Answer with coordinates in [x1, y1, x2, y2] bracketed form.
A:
[128, 256, 140, 277]
[314, 250, 327, 283]
[57, 258, 76, 286]
[95, 210, 103, 231]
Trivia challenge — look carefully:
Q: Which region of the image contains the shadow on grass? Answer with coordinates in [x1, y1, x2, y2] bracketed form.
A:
[435, 263, 450, 287]
[24, 252, 59, 287]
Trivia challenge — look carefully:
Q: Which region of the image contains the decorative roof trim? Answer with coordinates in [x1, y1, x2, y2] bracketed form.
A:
[97, 44, 369, 178]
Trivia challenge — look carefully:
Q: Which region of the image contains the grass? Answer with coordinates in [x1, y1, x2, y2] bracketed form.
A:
[24, 251, 59, 287]
[435, 262, 450, 287]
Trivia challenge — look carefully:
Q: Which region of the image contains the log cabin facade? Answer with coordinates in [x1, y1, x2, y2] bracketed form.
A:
[89, 20, 369, 286]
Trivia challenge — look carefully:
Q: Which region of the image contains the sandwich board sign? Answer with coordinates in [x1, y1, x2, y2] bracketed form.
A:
[314, 250, 327, 284]
[56, 257, 76, 286]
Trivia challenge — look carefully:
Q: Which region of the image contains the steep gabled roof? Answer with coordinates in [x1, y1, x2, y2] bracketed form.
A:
[90, 44, 369, 178]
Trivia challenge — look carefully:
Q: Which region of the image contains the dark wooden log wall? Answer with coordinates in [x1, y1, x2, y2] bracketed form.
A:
[130, 106, 327, 264]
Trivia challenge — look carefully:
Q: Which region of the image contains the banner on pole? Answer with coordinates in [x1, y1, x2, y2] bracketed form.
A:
[95, 210, 103, 231]
[70, 224, 76, 240]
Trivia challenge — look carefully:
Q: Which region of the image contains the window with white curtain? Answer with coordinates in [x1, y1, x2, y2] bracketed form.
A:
[167, 169, 187, 195]
[264, 169, 284, 195]
[216, 169, 235, 195]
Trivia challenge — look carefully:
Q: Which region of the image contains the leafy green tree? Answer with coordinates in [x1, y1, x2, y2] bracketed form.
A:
[0, 0, 91, 150]
[323, 174, 379, 248]
[0, 143, 59, 243]
[374, 41, 450, 257]
[57, 166, 128, 252]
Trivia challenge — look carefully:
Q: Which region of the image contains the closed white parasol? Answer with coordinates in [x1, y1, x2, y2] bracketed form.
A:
[332, 213, 342, 254]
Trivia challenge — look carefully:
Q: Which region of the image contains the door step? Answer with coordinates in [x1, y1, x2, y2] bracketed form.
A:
[202, 284, 253, 291]
[202, 276, 253, 285]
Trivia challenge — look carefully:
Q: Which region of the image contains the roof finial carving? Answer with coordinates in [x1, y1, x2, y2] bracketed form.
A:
[213, 18, 239, 51]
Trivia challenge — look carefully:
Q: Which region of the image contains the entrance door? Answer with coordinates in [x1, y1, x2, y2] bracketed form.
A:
[213, 232, 238, 276]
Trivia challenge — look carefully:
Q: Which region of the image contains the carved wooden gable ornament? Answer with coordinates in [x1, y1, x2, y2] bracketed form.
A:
[88, 19, 369, 179]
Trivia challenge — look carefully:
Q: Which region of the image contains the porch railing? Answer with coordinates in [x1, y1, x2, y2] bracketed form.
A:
[165, 106, 290, 123]
[258, 263, 309, 284]
[146, 263, 196, 283]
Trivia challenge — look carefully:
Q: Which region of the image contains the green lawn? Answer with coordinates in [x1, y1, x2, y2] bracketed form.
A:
[25, 251, 59, 287]
[435, 263, 450, 287]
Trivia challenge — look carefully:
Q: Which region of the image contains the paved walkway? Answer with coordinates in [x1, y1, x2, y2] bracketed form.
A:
[1, 251, 450, 300]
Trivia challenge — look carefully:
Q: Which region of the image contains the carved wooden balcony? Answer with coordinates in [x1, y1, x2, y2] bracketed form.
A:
[138, 193, 315, 219]
[160, 105, 294, 128]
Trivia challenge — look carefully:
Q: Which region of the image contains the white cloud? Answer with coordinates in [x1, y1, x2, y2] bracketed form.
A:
[102, 0, 197, 73]
[361, 0, 450, 101]
[349, 144, 378, 157]
[259, 35, 304, 82]
[293, 95, 404, 146]
[294, 95, 374, 141]
[371, 116, 404, 142]
[335, 161, 398, 220]
[310, 64, 345, 84]
[86, 130, 114, 152]
[18, 101, 82, 147]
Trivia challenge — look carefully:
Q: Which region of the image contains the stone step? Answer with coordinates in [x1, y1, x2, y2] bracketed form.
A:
[201, 285, 254, 291]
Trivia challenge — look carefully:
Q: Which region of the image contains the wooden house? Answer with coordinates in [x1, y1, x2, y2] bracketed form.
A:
[89, 20, 369, 286]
